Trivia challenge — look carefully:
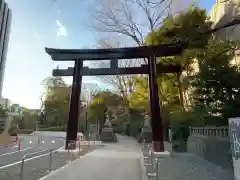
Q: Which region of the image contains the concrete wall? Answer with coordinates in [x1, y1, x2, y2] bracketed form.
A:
[187, 135, 233, 170]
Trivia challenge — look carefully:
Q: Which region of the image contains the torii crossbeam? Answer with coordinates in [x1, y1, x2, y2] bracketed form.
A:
[45, 44, 183, 152]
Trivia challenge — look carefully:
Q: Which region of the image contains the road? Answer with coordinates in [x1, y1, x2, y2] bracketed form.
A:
[0, 135, 64, 168]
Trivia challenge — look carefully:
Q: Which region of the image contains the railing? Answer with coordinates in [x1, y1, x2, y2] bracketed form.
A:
[18, 140, 102, 180]
[20, 149, 53, 180]
[189, 126, 229, 137]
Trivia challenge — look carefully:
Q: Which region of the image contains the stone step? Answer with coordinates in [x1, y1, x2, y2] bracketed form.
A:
[147, 172, 156, 178]
[146, 165, 156, 174]
[144, 163, 153, 167]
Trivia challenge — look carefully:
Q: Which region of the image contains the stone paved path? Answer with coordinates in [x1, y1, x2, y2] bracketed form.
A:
[40, 135, 143, 180]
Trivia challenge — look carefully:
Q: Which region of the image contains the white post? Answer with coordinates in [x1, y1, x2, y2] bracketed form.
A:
[169, 128, 172, 143]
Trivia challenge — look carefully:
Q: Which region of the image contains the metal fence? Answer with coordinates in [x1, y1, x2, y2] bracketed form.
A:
[189, 126, 229, 137]
[0, 139, 102, 180]
[20, 149, 53, 180]
[20, 140, 102, 180]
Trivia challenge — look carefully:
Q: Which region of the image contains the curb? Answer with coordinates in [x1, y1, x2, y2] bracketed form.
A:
[140, 152, 148, 180]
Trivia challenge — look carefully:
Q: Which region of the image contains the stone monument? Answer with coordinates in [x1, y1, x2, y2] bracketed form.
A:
[100, 109, 117, 142]
[140, 115, 152, 143]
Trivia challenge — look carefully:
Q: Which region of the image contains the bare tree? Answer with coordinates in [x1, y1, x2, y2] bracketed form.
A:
[89, 0, 194, 96]
[90, 0, 195, 46]
[90, 39, 136, 123]
[81, 82, 101, 104]
[89, 0, 198, 117]
[94, 39, 134, 101]
[39, 76, 68, 126]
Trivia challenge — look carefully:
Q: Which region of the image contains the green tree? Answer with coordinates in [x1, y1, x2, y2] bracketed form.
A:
[88, 90, 124, 132]
[131, 6, 212, 115]
[192, 39, 240, 125]
[0, 105, 7, 133]
[21, 109, 37, 129]
[127, 6, 215, 140]
[145, 6, 212, 107]
[129, 76, 149, 113]
[0, 104, 7, 116]
[41, 77, 70, 127]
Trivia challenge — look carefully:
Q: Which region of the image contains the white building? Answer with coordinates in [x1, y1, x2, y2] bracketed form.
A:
[209, 0, 240, 40]
[209, 0, 240, 64]
[0, 0, 12, 96]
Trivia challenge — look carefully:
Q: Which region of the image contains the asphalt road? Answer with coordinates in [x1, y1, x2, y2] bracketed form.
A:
[0, 135, 64, 168]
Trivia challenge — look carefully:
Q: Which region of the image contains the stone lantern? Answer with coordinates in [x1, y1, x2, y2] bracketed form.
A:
[141, 114, 152, 143]
[100, 108, 117, 142]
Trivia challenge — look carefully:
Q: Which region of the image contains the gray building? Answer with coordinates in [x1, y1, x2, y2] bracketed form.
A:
[0, 0, 11, 95]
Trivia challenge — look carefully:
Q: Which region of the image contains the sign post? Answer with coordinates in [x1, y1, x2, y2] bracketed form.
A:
[229, 117, 240, 180]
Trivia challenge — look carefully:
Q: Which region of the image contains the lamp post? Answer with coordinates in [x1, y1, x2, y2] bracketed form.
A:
[36, 112, 40, 132]
[84, 104, 88, 136]
[96, 99, 100, 136]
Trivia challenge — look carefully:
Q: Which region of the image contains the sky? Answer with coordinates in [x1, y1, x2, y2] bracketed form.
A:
[2, 0, 216, 109]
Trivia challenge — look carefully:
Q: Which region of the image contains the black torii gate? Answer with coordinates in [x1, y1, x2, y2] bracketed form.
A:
[45, 43, 182, 152]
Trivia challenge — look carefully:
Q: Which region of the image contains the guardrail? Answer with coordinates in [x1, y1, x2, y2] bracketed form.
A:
[189, 126, 229, 137]
[17, 140, 102, 180]
[20, 149, 53, 180]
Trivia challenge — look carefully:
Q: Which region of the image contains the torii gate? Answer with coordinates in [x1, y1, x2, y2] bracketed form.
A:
[45, 43, 182, 152]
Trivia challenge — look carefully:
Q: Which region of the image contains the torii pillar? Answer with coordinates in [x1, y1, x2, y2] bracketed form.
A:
[65, 59, 83, 149]
[148, 54, 164, 151]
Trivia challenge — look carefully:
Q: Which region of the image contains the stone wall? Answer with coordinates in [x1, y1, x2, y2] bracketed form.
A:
[187, 134, 233, 170]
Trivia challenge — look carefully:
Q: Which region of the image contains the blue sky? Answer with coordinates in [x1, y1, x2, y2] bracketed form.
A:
[2, 0, 215, 109]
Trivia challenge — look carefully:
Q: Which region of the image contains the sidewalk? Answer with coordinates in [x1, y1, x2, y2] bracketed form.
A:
[40, 136, 143, 180]
[39, 137, 234, 180]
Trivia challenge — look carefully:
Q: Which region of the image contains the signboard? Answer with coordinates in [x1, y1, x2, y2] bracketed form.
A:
[229, 118, 240, 180]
